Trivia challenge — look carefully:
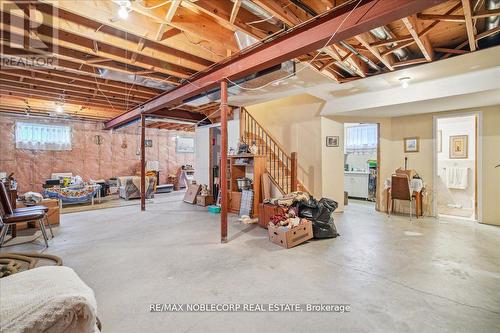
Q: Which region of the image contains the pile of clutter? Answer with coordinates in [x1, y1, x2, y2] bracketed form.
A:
[268, 207, 302, 229]
[265, 192, 339, 248]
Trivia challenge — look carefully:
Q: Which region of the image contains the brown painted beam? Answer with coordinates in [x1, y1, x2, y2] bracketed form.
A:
[141, 114, 146, 211]
[105, 0, 445, 129]
[220, 80, 228, 243]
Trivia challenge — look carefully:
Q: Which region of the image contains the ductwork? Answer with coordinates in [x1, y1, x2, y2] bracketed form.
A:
[370, 27, 410, 61]
[97, 69, 174, 90]
[480, 0, 500, 48]
[235, 30, 259, 50]
[183, 61, 296, 107]
[238, 0, 283, 27]
[339, 41, 382, 72]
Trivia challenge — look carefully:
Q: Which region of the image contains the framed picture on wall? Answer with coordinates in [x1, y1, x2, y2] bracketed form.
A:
[176, 136, 195, 153]
[449, 135, 468, 159]
[437, 130, 442, 153]
[404, 137, 419, 153]
[326, 136, 339, 147]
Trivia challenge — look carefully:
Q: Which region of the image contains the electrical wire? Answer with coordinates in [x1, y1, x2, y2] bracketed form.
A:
[91, 67, 117, 110]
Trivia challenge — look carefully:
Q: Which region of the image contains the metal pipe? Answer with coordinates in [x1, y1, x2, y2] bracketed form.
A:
[370, 27, 409, 61]
[339, 41, 382, 71]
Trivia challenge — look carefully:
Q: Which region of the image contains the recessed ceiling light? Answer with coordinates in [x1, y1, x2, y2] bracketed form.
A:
[55, 105, 64, 113]
[399, 77, 411, 88]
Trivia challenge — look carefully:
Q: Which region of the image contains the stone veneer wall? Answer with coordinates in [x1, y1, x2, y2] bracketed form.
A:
[0, 114, 194, 193]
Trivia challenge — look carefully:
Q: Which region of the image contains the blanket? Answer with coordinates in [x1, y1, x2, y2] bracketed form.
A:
[0, 266, 98, 333]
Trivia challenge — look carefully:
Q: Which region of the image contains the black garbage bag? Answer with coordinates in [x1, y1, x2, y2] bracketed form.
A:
[297, 197, 339, 238]
[296, 197, 318, 220]
[312, 216, 339, 238]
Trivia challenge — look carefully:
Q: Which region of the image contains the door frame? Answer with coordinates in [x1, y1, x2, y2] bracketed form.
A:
[432, 111, 483, 222]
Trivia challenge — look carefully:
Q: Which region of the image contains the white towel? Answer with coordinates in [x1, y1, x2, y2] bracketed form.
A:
[446, 167, 468, 189]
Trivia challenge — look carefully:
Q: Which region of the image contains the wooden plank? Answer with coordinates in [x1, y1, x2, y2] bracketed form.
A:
[402, 15, 434, 61]
[416, 13, 465, 22]
[473, 8, 500, 19]
[461, 0, 477, 52]
[230, 0, 242, 24]
[165, 0, 182, 23]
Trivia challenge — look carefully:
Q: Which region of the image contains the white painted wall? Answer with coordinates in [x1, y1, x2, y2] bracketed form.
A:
[436, 115, 476, 215]
[194, 111, 240, 186]
[195, 126, 210, 186]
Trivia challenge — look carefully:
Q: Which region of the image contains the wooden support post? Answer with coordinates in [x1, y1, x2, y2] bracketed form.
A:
[220, 80, 228, 243]
[291, 152, 298, 192]
[140, 114, 146, 211]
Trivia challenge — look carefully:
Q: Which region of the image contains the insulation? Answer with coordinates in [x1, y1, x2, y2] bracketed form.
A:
[0, 115, 194, 193]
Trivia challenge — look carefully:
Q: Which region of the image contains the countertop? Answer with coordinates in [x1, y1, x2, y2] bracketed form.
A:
[344, 171, 370, 175]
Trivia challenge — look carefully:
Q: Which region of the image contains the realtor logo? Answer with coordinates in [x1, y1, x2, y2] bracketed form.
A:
[0, 1, 59, 67]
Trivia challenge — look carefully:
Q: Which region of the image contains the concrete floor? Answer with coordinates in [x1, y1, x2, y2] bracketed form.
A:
[3, 192, 500, 333]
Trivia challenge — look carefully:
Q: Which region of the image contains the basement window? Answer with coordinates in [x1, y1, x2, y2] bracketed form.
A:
[15, 122, 72, 151]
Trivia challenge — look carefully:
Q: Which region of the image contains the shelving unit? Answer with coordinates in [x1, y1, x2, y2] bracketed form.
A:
[227, 154, 267, 217]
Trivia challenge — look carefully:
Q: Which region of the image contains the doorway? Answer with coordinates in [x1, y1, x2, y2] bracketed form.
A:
[434, 114, 479, 221]
[344, 123, 379, 209]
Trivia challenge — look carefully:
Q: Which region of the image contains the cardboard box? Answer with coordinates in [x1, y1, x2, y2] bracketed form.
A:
[16, 199, 60, 230]
[196, 195, 214, 207]
[268, 219, 313, 249]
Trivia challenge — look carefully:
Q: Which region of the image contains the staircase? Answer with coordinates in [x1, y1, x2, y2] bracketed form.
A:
[240, 107, 305, 195]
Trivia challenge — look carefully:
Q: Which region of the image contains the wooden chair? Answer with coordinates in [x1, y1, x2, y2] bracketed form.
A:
[389, 174, 416, 220]
[0, 183, 54, 238]
[0, 182, 51, 247]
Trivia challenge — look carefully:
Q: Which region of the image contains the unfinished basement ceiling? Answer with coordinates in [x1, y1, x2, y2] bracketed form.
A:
[1, 0, 499, 126]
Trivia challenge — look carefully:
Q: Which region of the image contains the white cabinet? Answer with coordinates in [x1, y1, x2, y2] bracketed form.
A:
[344, 172, 369, 199]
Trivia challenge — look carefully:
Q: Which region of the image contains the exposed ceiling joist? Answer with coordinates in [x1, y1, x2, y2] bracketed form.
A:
[105, 0, 446, 129]
[461, 0, 477, 52]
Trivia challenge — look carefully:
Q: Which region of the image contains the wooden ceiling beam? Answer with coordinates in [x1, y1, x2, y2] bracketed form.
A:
[1, 68, 150, 101]
[130, 0, 239, 55]
[230, 0, 242, 24]
[461, 0, 477, 52]
[0, 40, 178, 86]
[1, 18, 191, 80]
[473, 8, 500, 19]
[0, 95, 120, 119]
[0, 55, 161, 97]
[0, 76, 140, 106]
[251, 0, 303, 26]
[165, 0, 182, 23]
[181, 0, 276, 39]
[402, 15, 434, 61]
[0, 87, 127, 111]
[392, 57, 428, 68]
[0, 85, 135, 112]
[39, 0, 223, 63]
[416, 13, 465, 22]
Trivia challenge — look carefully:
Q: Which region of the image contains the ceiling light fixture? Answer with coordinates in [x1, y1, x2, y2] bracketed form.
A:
[399, 77, 411, 89]
[55, 105, 64, 113]
[117, 0, 131, 20]
[118, 5, 129, 19]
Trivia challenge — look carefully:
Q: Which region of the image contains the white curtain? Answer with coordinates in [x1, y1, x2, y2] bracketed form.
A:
[345, 124, 377, 152]
[15, 122, 72, 151]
